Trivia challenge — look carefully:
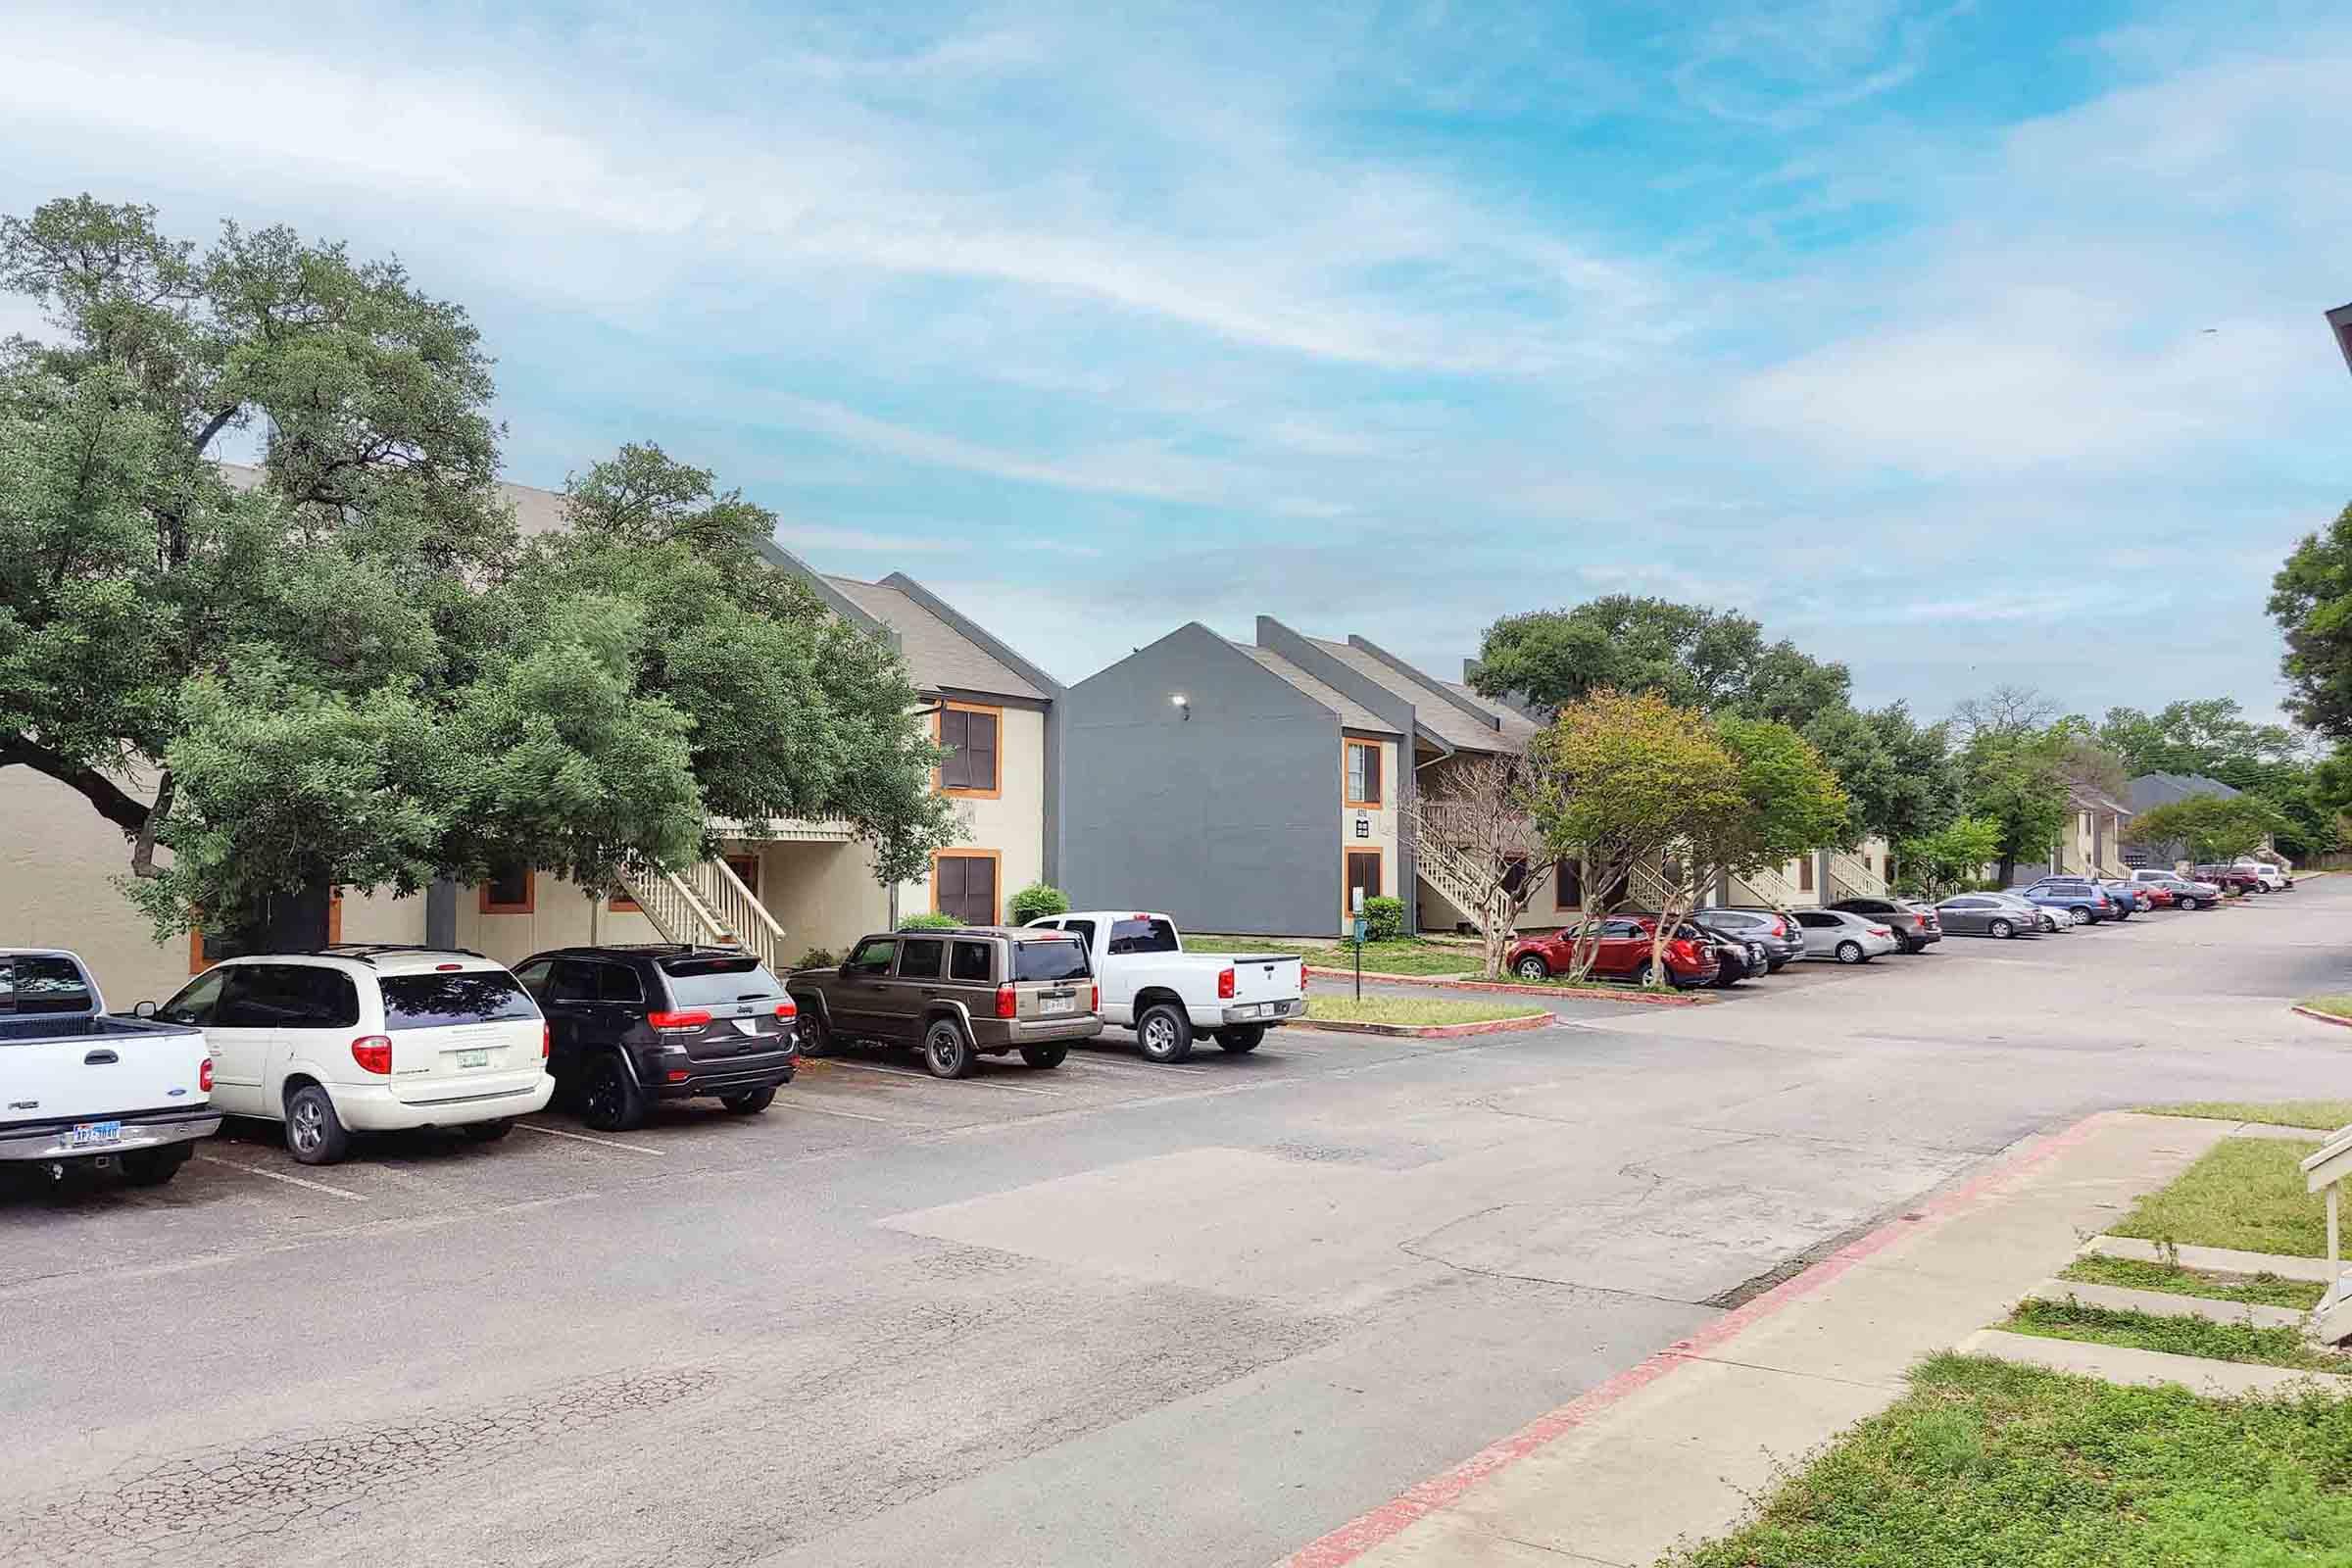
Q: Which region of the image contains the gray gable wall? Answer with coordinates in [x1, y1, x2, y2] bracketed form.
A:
[1058, 623, 1342, 936]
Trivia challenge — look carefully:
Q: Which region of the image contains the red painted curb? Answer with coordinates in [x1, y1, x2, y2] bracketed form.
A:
[1274, 1110, 2115, 1568]
[1298, 1012, 1553, 1040]
[2292, 1005, 2352, 1030]
[1300, 966, 1714, 1006]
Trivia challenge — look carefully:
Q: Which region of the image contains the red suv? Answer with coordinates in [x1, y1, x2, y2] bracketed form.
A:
[1507, 916, 1721, 989]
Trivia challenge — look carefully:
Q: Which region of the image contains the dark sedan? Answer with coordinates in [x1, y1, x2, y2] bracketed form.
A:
[1934, 895, 2035, 939]
[1691, 906, 1804, 971]
[1692, 920, 1771, 987]
[1830, 897, 1942, 954]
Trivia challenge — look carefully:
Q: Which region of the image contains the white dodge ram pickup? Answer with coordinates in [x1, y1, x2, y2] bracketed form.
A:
[1025, 911, 1304, 1063]
[2, 948, 218, 1187]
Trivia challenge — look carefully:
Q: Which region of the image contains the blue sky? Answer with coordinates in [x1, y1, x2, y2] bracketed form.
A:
[6, 0, 2349, 721]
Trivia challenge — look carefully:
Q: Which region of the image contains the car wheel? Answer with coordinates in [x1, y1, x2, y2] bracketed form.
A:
[579, 1051, 649, 1132]
[1989, 917, 2015, 939]
[1213, 1025, 1267, 1053]
[797, 1009, 831, 1057]
[1513, 955, 1549, 981]
[2070, 906, 2093, 925]
[1835, 940, 1864, 964]
[119, 1145, 191, 1187]
[459, 1118, 514, 1142]
[1136, 1003, 1195, 1064]
[1018, 1045, 1069, 1069]
[284, 1083, 351, 1166]
[923, 1018, 976, 1079]
[721, 1085, 777, 1113]
[1632, 958, 1657, 987]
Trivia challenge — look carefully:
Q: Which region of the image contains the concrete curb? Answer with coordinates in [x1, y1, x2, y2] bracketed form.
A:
[2292, 1004, 2352, 1030]
[1274, 1110, 2115, 1568]
[1298, 1012, 1554, 1040]
[1302, 966, 1716, 1007]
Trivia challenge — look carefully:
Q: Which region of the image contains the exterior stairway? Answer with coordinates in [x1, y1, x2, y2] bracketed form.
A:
[1825, 849, 1887, 903]
[1729, 862, 1798, 910]
[613, 858, 791, 974]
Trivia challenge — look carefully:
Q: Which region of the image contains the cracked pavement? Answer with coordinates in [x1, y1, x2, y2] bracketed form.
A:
[7, 891, 2352, 1566]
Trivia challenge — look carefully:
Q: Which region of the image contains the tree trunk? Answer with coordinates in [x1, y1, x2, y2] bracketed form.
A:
[255, 869, 336, 952]
[1996, 851, 2016, 887]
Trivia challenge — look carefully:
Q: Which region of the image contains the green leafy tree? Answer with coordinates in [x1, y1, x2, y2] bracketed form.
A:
[1894, 815, 2003, 900]
[1682, 714, 1850, 956]
[2096, 698, 2331, 860]
[1524, 689, 1744, 985]
[1472, 596, 1850, 730]
[1, 196, 953, 947]
[1799, 702, 1960, 847]
[1960, 729, 2071, 887]
[2126, 794, 2288, 868]
[2271, 501, 2352, 738]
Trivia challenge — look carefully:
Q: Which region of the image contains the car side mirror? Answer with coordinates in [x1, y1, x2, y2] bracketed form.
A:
[132, 999, 158, 1018]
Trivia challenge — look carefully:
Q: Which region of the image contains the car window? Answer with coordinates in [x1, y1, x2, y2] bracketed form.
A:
[1796, 911, 1832, 928]
[217, 963, 358, 1029]
[157, 967, 227, 1025]
[949, 940, 994, 983]
[379, 971, 540, 1031]
[897, 939, 945, 980]
[660, 956, 781, 1004]
[513, 958, 554, 1001]
[1945, 898, 1984, 908]
[845, 938, 898, 976]
[1062, 918, 1098, 950]
[1107, 918, 1180, 955]
[1602, 919, 1642, 937]
[1013, 939, 1091, 982]
[598, 962, 646, 1004]
[0, 954, 93, 1015]
[549, 958, 599, 1004]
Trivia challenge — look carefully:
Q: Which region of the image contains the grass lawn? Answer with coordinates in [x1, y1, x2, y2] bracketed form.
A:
[2059, 1253, 2325, 1312]
[2107, 1136, 2328, 1258]
[2003, 1297, 2341, 1372]
[1183, 936, 1479, 975]
[2140, 1101, 2352, 1132]
[2301, 996, 2352, 1020]
[1302, 996, 1546, 1027]
[1663, 1354, 2352, 1567]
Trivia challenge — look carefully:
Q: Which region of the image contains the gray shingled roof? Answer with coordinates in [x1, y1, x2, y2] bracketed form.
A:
[2130, 772, 2244, 810]
[1230, 644, 1402, 735]
[823, 577, 1045, 702]
[1307, 638, 1517, 754]
[1443, 681, 1543, 745]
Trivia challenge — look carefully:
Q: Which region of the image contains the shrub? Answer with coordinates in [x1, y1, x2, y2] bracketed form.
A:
[791, 947, 835, 971]
[1360, 895, 1406, 942]
[897, 911, 962, 931]
[1008, 881, 1070, 924]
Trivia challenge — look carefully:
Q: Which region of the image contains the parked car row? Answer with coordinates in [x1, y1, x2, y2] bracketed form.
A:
[1502, 899, 1927, 987]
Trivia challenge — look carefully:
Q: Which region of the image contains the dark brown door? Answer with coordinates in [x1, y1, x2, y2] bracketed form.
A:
[1344, 850, 1382, 925]
[936, 854, 999, 925]
[723, 854, 760, 897]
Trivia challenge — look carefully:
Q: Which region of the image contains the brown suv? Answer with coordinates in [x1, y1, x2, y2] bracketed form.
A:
[787, 926, 1102, 1079]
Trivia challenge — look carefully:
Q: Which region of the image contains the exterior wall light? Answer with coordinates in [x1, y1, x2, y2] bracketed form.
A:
[1171, 693, 1190, 720]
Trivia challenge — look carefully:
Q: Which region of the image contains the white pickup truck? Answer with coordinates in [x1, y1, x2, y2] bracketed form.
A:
[2, 948, 218, 1187]
[1024, 911, 1304, 1063]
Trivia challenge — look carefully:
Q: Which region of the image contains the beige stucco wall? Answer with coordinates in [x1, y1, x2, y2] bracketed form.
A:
[452, 874, 665, 969]
[893, 703, 1049, 925]
[751, 840, 891, 963]
[1337, 732, 1400, 934]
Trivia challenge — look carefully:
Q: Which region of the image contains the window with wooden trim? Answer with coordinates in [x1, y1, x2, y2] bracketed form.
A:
[480, 863, 534, 914]
[939, 706, 1001, 796]
[1344, 740, 1383, 808]
[1555, 860, 1583, 910]
[933, 852, 1000, 926]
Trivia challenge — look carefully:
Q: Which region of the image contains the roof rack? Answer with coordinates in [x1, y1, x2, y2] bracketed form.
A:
[311, 943, 489, 964]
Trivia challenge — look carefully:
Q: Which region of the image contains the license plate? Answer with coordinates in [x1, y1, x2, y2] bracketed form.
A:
[455, 1049, 490, 1069]
[1041, 997, 1074, 1015]
[70, 1120, 122, 1149]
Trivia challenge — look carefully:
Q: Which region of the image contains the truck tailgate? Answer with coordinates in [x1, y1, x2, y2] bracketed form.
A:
[1, 1016, 211, 1128]
[1222, 955, 1303, 1004]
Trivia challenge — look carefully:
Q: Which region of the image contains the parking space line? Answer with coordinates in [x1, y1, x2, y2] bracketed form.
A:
[514, 1122, 663, 1155]
[773, 1099, 924, 1128]
[193, 1154, 367, 1201]
[828, 1060, 1067, 1098]
[1065, 1053, 1213, 1077]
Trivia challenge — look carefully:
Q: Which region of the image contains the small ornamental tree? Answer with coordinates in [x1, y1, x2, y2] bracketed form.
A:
[1671, 715, 1849, 978]
[1524, 690, 1743, 984]
[1894, 815, 2004, 900]
[1406, 753, 1561, 979]
[2127, 795, 2287, 868]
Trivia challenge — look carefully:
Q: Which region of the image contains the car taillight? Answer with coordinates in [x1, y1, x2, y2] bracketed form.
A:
[1771, 919, 1788, 937]
[541, 1022, 551, 1059]
[351, 1035, 393, 1074]
[666, 1069, 690, 1083]
[1217, 966, 1236, 1000]
[199, 1055, 214, 1092]
[774, 998, 798, 1020]
[648, 1009, 710, 1032]
[1090, 984, 1100, 1013]
[996, 983, 1017, 1018]
[1867, 925, 1891, 937]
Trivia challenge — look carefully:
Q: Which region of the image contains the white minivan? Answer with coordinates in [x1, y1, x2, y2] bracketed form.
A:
[148, 947, 552, 1164]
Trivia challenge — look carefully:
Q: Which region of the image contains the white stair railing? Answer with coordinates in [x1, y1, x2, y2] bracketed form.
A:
[1826, 850, 1886, 902]
[684, 858, 790, 972]
[2302, 1127, 2352, 1344]
[1731, 862, 1797, 909]
[1414, 836, 1490, 922]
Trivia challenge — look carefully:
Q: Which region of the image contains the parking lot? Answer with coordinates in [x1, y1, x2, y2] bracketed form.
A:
[6, 890, 2351, 1568]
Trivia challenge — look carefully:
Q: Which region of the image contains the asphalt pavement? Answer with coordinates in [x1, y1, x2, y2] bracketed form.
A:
[4, 885, 2349, 1567]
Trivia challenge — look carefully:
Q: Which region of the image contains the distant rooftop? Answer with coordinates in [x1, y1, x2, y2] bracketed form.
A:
[824, 576, 1046, 702]
[2129, 772, 2245, 811]
[1227, 643, 1401, 735]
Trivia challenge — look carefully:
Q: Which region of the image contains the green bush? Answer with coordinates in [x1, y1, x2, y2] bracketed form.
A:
[897, 911, 962, 931]
[1360, 895, 1406, 942]
[791, 947, 836, 971]
[1008, 881, 1070, 924]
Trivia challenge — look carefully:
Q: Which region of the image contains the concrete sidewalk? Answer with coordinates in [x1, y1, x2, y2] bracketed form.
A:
[1277, 1111, 2255, 1568]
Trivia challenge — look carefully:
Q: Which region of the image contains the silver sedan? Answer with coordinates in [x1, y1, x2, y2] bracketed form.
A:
[1790, 907, 1901, 963]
